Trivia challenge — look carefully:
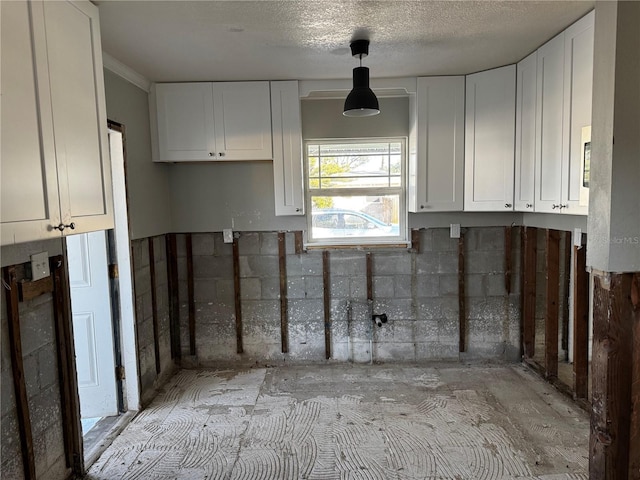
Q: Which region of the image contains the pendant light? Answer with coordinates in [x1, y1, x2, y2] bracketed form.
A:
[343, 39, 380, 117]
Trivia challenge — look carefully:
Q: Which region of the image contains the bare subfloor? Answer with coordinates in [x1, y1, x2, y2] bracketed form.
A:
[86, 363, 589, 479]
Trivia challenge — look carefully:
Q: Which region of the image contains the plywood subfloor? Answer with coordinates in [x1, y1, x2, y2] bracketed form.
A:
[86, 363, 588, 479]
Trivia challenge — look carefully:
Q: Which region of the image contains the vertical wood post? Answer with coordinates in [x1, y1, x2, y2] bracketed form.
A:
[51, 255, 83, 475]
[294, 231, 304, 255]
[589, 272, 636, 479]
[411, 229, 421, 254]
[278, 232, 289, 353]
[561, 232, 572, 355]
[458, 233, 466, 353]
[232, 236, 243, 354]
[166, 233, 181, 361]
[522, 227, 538, 358]
[573, 244, 589, 399]
[148, 238, 161, 373]
[545, 229, 560, 379]
[630, 273, 640, 479]
[366, 252, 373, 302]
[186, 234, 196, 356]
[504, 226, 512, 294]
[322, 251, 331, 359]
[3, 266, 36, 480]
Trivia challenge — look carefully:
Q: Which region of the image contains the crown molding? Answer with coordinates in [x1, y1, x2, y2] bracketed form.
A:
[102, 52, 151, 93]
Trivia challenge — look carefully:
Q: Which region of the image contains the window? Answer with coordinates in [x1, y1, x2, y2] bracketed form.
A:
[305, 139, 407, 246]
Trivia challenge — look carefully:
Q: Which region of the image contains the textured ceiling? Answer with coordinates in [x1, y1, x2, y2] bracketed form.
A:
[97, 0, 594, 83]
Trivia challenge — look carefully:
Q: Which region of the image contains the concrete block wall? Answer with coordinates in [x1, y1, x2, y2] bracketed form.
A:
[176, 227, 521, 365]
[0, 293, 67, 479]
[131, 236, 174, 404]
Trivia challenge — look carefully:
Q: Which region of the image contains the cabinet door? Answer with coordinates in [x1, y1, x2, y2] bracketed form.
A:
[514, 52, 538, 212]
[156, 83, 216, 161]
[562, 11, 594, 215]
[535, 33, 565, 213]
[271, 81, 304, 216]
[1, 1, 61, 245]
[464, 65, 516, 211]
[410, 76, 464, 212]
[44, 0, 114, 233]
[213, 82, 273, 161]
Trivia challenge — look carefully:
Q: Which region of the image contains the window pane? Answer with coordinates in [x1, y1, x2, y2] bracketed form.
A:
[308, 156, 319, 177]
[308, 145, 319, 156]
[310, 195, 400, 240]
[320, 176, 392, 189]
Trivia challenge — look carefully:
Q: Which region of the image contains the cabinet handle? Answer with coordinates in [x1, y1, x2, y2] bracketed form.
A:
[208, 152, 215, 157]
[505, 203, 512, 208]
[552, 204, 560, 209]
[219, 152, 225, 157]
[526, 203, 533, 208]
[55, 222, 76, 232]
[560, 204, 568, 210]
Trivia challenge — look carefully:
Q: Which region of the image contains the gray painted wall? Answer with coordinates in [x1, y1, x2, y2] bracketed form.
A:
[104, 70, 172, 240]
[587, 1, 640, 272]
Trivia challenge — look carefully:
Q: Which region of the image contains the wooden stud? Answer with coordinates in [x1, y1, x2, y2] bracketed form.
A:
[519, 227, 526, 359]
[3, 266, 36, 480]
[366, 252, 373, 302]
[232, 236, 243, 354]
[186, 234, 196, 356]
[504, 226, 512, 294]
[561, 232, 572, 354]
[573, 244, 589, 399]
[322, 250, 331, 359]
[166, 234, 181, 361]
[522, 227, 537, 359]
[294, 231, 304, 255]
[148, 238, 161, 374]
[545, 229, 560, 379]
[278, 232, 289, 353]
[410, 229, 421, 254]
[50, 256, 83, 475]
[590, 272, 635, 479]
[629, 273, 640, 479]
[458, 233, 466, 353]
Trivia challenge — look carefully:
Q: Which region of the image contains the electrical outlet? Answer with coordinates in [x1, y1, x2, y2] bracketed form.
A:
[450, 224, 461, 239]
[223, 229, 233, 244]
[30, 252, 50, 281]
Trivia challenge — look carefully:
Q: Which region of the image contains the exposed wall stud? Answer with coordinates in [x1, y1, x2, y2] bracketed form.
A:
[294, 231, 304, 255]
[186, 234, 196, 356]
[3, 266, 36, 479]
[545, 229, 560, 379]
[410, 229, 421, 254]
[278, 232, 289, 353]
[573, 244, 589, 399]
[458, 232, 466, 353]
[232, 235, 244, 354]
[522, 226, 538, 358]
[166, 233, 181, 361]
[366, 252, 373, 302]
[148, 238, 161, 374]
[505, 226, 512, 294]
[561, 232, 572, 354]
[590, 272, 637, 478]
[322, 250, 331, 359]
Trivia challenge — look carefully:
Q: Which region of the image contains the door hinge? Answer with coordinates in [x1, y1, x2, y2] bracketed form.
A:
[115, 366, 125, 380]
[109, 264, 119, 279]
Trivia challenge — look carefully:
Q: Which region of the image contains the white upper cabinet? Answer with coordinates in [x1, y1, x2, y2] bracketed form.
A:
[409, 76, 465, 212]
[562, 11, 594, 215]
[534, 11, 593, 215]
[464, 65, 516, 211]
[1, 0, 113, 246]
[514, 51, 538, 212]
[271, 81, 304, 216]
[153, 81, 273, 162]
[535, 32, 565, 213]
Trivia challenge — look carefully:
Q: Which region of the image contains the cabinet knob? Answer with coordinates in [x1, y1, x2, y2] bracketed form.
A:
[526, 203, 533, 208]
[295, 208, 301, 212]
[219, 152, 225, 157]
[420, 205, 425, 209]
[208, 152, 215, 157]
[505, 203, 512, 208]
[55, 222, 76, 232]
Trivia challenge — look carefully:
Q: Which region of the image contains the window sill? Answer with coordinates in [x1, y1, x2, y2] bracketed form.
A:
[304, 241, 411, 251]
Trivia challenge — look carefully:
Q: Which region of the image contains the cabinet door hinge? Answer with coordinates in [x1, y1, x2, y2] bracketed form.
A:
[109, 264, 119, 279]
[115, 366, 125, 380]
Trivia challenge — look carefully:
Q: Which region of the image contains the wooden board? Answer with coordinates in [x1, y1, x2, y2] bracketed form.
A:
[545, 229, 560, 379]
[366, 253, 373, 302]
[233, 236, 243, 354]
[504, 226, 512, 294]
[18, 276, 54, 302]
[148, 238, 161, 374]
[572, 244, 589, 399]
[166, 233, 181, 361]
[522, 227, 537, 358]
[410, 229, 421, 254]
[186, 234, 196, 356]
[458, 233, 466, 353]
[278, 232, 289, 353]
[323, 251, 331, 360]
[294, 231, 304, 255]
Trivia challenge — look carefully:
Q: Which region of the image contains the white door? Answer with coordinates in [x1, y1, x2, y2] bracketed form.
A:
[68, 231, 118, 418]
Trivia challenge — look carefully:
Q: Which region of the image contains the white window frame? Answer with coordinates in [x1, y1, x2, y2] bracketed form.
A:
[304, 137, 408, 247]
